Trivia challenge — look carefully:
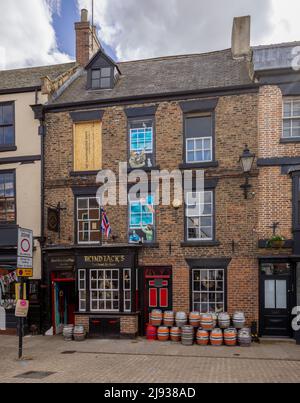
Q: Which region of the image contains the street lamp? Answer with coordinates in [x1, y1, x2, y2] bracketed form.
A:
[239, 145, 256, 199]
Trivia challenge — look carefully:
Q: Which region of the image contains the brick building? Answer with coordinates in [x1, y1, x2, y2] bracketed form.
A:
[38, 11, 300, 339]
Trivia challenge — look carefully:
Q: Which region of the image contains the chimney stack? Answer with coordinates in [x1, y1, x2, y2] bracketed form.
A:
[75, 9, 100, 66]
[231, 16, 251, 59]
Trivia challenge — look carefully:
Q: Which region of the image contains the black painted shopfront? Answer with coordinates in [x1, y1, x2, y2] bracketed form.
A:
[42, 246, 140, 338]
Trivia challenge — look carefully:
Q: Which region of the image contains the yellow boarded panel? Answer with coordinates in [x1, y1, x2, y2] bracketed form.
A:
[74, 122, 102, 172]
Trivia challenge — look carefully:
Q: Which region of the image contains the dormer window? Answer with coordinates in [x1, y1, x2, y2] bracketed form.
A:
[91, 68, 112, 89]
[86, 49, 120, 91]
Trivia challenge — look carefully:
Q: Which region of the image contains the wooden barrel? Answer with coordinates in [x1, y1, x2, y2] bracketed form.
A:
[73, 325, 85, 342]
[189, 312, 201, 328]
[170, 327, 181, 342]
[163, 311, 175, 327]
[63, 325, 74, 341]
[176, 312, 187, 328]
[196, 328, 209, 346]
[157, 326, 170, 342]
[181, 325, 194, 346]
[150, 310, 163, 327]
[238, 328, 252, 347]
[233, 312, 246, 329]
[200, 314, 214, 331]
[218, 312, 231, 329]
[210, 328, 223, 346]
[146, 324, 157, 341]
[224, 328, 237, 346]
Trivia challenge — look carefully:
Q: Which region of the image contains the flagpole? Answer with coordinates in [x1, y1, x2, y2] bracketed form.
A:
[100, 207, 103, 246]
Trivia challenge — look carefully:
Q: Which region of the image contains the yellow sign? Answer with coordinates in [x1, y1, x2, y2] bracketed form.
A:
[17, 268, 33, 278]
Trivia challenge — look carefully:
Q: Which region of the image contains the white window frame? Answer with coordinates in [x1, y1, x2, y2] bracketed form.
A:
[283, 98, 300, 138]
[192, 268, 225, 313]
[186, 191, 214, 241]
[123, 269, 132, 313]
[130, 125, 153, 154]
[90, 269, 120, 313]
[186, 137, 213, 163]
[78, 269, 86, 312]
[77, 197, 101, 245]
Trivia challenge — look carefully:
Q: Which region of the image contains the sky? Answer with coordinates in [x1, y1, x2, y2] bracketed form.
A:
[1, 0, 300, 69]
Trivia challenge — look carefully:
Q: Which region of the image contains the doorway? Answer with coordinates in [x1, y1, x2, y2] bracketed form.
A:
[140, 267, 172, 334]
[260, 262, 294, 337]
[51, 275, 76, 335]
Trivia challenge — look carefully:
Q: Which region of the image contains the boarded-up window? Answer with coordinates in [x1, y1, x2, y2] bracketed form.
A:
[74, 122, 102, 172]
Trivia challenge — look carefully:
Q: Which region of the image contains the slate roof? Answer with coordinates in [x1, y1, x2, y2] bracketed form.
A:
[253, 41, 300, 72]
[51, 49, 253, 105]
[0, 62, 77, 91]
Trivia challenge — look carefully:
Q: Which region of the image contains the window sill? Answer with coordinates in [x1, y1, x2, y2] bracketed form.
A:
[280, 138, 300, 144]
[181, 241, 220, 247]
[0, 146, 17, 153]
[179, 161, 219, 170]
[141, 242, 159, 249]
[70, 171, 99, 177]
[127, 165, 160, 173]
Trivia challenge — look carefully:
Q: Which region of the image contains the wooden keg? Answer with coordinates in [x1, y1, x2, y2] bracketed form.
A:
[218, 312, 231, 329]
[224, 328, 237, 346]
[176, 312, 187, 328]
[157, 326, 170, 342]
[233, 312, 246, 329]
[163, 311, 175, 327]
[238, 328, 252, 347]
[210, 328, 223, 346]
[196, 328, 209, 346]
[181, 325, 194, 346]
[200, 314, 214, 331]
[189, 312, 201, 328]
[146, 325, 157, 341]
[151, 310, 163, 327]
[170, 327, 181, 342]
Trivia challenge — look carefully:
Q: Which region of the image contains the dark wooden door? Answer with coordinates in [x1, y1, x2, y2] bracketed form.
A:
[260, 263, 293, 337]
[140, 267, 172, 334]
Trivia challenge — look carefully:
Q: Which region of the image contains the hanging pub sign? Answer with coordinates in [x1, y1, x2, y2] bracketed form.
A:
[15, 300, 29, 318]
[48, 208, 60, 233]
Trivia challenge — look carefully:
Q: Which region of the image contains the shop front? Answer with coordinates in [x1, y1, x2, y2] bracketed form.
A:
[43, 247, 140, 338]
[259, 258, 300, 338]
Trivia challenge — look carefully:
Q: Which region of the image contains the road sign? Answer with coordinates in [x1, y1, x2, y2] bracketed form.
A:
[17, 256, 33, 269]
[17, 228, 33, 259]
[17, 268, 33, 278]
[15, 300, 29, 318]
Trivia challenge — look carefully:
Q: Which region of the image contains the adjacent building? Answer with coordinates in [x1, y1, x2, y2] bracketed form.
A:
[0, 61, 78, 334]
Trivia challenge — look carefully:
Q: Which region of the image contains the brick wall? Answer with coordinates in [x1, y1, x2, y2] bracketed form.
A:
[45, 92, 259, 324]
[258, 85, 299, 245]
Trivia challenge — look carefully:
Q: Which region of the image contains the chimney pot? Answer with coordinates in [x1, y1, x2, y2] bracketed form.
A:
[81, 9, 88, 23]
[232, 16, 251, 59]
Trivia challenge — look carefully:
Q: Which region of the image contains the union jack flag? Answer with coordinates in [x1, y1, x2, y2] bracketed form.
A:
[101, 208, 112, 239]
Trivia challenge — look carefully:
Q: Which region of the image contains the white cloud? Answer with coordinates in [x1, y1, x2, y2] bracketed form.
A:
[78, 0, 300, 61]
[0, 0, 70, 70]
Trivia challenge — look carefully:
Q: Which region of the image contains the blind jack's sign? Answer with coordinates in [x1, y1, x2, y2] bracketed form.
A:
[77, 254, 133, 269]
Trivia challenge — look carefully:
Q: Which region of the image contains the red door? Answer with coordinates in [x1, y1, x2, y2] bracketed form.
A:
[141, 267, 172, 333]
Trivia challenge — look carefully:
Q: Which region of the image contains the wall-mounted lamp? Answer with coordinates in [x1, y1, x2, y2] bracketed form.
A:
[239, 145, 256, 199]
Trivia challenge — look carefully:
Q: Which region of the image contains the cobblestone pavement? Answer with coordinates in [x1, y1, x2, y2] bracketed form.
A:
[0, 335, 300, 383]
